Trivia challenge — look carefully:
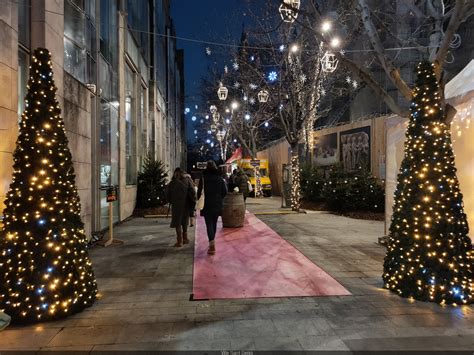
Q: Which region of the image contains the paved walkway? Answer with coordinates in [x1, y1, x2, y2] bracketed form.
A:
[0, 197, 473, 351]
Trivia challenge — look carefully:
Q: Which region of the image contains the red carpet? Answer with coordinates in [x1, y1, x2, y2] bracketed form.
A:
[192, 212, 350, 300]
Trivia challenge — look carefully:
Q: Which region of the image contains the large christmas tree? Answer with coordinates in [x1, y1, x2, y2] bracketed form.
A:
[0, 48, 97, 323]
[383, 61, 473, 305]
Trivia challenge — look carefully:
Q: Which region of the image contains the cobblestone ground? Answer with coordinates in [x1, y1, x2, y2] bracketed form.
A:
[1, 197, 473, 351]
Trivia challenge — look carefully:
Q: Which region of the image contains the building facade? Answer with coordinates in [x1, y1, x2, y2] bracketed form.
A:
[0, 0, 186, 237]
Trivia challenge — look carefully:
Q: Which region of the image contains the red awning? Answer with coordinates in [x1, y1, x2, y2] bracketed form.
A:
[225, 147, 243, 164]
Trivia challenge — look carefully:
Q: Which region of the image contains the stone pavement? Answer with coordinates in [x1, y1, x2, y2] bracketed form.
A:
[0, 197, 473, 351]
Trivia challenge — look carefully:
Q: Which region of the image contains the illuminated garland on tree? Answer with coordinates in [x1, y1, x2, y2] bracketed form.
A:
[290, 153, 301, 211]
[0, 48, 97, 323]
[383, 61, 473, 305]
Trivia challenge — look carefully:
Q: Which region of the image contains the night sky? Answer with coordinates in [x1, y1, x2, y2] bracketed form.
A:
[170, 0, 249, 140]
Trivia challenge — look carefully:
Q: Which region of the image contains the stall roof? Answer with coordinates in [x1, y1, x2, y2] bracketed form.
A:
[445, 60, 474, 100]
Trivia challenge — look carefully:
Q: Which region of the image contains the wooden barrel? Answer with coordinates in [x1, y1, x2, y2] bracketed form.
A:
[222, 192, 245, 228]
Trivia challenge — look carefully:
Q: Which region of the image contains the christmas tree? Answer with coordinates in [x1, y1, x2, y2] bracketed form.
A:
[0, 48, 97, 323]
[136, 153, 168, 209]
[383, 61, 473, 305]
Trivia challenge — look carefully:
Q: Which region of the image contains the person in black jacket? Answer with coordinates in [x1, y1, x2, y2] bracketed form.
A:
[197, 160, 227, 255]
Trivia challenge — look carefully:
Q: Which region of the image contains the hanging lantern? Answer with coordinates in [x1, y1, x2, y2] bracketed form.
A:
[216, 129, 226, 142]
[322, 51, 339, 73]
[279, 0, 300, 23]
[217, 84, 228, 101]
[210, 105, 217, 114]
[258, 90, 270, 103]
[211, 124, 217, 132]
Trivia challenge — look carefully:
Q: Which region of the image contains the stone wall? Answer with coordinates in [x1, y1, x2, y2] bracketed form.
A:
[0, 0, 18, 223]
[62, 73, 92, 237]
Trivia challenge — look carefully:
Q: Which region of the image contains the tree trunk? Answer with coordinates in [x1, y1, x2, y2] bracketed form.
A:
[290, 143, 301, 212]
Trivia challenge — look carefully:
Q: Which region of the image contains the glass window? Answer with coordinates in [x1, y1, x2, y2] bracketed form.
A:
[64, 37, 86, 82]
[125, 65, 137, 185]
[18, 49, 29, 119]
[18, 0, 30, 47]
[140, 85, 147, 162]
[64, 0, 85, 46]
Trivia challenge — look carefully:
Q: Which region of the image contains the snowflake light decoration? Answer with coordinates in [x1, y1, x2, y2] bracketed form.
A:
[346, 76, 352, 84]
[249, 83, 258, 90]
[339, 49, 345, 56]
[249, 97, 256, 105]
[206, 47, 212, 55]
[268, 71, 278, 82]
[352, 80, 358, 89]
[321, 88, 327, 96]
[233, 62, 239, 71]
[300, 74, 307, 83]
[234, 82, 241, 89]
[279, 44, 285, 52]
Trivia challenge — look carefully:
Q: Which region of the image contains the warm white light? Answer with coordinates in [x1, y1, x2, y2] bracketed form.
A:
[322, 21, 331, 32]
[290, 44, 299, 53]
[231, 101, 239, 110]
[330, 37, 341, 48]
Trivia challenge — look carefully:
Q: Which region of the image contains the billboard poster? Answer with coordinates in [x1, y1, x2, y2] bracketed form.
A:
[340, 126, 371, 171]
[313, 133, 338, 166]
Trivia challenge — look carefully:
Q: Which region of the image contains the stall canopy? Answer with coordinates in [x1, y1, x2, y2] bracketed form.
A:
[225, 147, 243, 164]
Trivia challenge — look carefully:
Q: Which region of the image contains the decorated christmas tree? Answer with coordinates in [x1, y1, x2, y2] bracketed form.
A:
[136, 152, 168, 209]
[0, 48, 97, 323]
[383, 61, 473, 305]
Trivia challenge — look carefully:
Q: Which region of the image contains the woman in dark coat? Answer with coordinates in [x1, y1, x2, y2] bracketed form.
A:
[167, 168, 196, 247]
[197, 160, 227, 254]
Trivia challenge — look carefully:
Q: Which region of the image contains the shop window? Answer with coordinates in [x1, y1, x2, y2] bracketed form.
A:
[18, 0, 30, 47]
[125, 65, 137, 185]
[18, 49, 29, 120]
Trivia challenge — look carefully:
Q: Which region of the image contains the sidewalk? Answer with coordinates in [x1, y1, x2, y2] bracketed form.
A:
[0, 197, 473, 351]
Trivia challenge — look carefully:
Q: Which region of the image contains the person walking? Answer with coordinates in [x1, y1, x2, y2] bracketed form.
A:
[197, 160, 227, 255]
[166, 168, 196, 247]
[183, 171, 197, 227]
[234, 168, 250, 201]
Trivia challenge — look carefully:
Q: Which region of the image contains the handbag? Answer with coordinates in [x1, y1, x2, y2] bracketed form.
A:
[196, 178, 205, 210]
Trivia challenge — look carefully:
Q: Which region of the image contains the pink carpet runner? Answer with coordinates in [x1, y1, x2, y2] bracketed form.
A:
[192, 212, 350, 300]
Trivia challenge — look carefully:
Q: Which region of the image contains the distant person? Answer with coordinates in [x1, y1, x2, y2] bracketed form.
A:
[166, 168, 196, 247]
[229, 169, 238, 191]
[234, 168, 250, 201]
[183, 171, 197, 227]
[197, 160, 227, 255]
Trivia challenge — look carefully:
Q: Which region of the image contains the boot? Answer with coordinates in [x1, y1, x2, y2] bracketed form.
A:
[183, 231, 189, 244]
[174, 229, 183, 247]
[207, 240, 216, 255]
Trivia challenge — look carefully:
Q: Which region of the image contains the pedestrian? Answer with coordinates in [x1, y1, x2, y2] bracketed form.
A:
[234, 168, 250, 201]
[197, 160, 227, 255]
[166, 167, 196, 247]
[183, 171, 197, 227]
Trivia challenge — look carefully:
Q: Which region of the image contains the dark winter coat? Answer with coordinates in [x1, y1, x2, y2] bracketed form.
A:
[166, 177, 195, 228]
[234, 171, 250, 198]
[197, 169, 227, 217]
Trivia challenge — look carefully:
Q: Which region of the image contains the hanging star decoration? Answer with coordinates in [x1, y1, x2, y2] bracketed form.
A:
[233, 62, 239, 71]
[205, 47, 212, 55]
[346, 76, 352, 84]
[249, 83, 258, 90]
[300, 74, 307, 83]
[339, 49, 346, 56]
[249, 97, 256, 105]
[321, 88, 327, 96]
[352, 80, 358, 89]
[233, 82, 241, 89]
